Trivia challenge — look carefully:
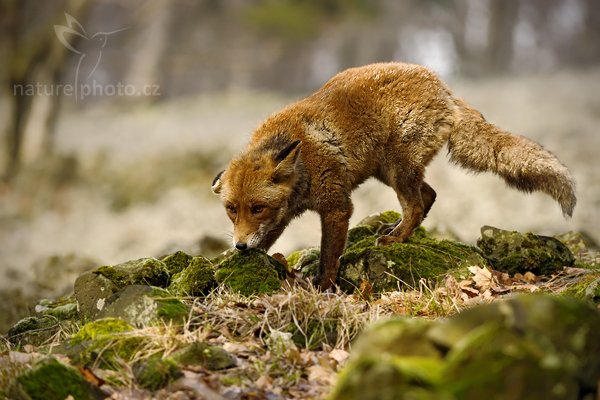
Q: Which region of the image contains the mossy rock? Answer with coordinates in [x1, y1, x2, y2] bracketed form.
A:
[287, 247, 320, 277]
[168, 256, 216, 296]
[69, 318, 143, 367]
[74, 271, 119, 319]
[95, 257, 170, 289]
[9, 357, 105, 400]
[96, 285, 188, 327]
[346, 225, 377, 247]
[435, 295, 600, 399]
[338, 229, 486, 294]
[356, 211, 402, 230]
[332, 294, 600, 400]
[7, 315, 59, 347]
[215, 249, 286, 296]
[562, 271, 600, 304]
[172, 342, 236, 371]
[133, 354, 183, 391]
[477, 226, 575, 275]
[161, 250, 192, 275]
[350, 318, 443, 360]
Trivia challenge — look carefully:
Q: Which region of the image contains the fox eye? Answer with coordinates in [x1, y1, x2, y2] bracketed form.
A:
[226, 205, 237, 214]
[251, 205, 266, 214]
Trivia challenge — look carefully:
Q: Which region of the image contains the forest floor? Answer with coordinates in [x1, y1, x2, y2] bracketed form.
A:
[1, 68, 599, 334]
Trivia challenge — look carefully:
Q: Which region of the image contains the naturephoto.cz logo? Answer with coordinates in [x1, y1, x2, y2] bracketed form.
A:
[12, 13, 161, 102]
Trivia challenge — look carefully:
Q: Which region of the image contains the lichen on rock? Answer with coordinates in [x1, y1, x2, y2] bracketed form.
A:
[95, 257, 171, 288]
[96, 285, 188, 327]
[477, 226, 575, 275]
[215, 248, 286, 296]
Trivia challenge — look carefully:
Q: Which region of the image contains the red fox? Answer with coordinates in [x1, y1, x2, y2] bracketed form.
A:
[212, 62, 576, 290]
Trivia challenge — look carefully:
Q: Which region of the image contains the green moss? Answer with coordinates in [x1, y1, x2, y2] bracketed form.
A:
[72, 318, 133, 344]
[331, 355, 445, 400]
[332, 295, 600, 400]
[215, 249, 285, 296]
[172, 342, 236, 371]
[168, 256, 216, 296]
[562, 272, 600, 303]
[12, 357, 101, 400]
[161, 251, 192, 275]
[133, 354, 182, 391]
[379, 210, 402, 225]
[346, 225, 376, 246]
[95, 257, 170, 289]
[70, 318, 142, 367]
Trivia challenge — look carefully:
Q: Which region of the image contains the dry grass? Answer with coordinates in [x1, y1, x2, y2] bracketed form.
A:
[1, 262, 598, 399]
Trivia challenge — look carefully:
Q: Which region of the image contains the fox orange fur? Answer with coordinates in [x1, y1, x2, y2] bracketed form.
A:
[212, 62, 576, 290]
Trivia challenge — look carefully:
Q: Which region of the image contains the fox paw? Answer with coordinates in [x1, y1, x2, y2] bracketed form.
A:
[375, 235, 403, 247]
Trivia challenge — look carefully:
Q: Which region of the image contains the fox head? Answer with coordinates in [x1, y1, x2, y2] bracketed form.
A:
[212, 140, 302, 250]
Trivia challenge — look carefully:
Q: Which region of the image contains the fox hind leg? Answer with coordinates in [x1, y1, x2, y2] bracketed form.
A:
[376, 178, 436, 245]
[376, 181, 436, 235]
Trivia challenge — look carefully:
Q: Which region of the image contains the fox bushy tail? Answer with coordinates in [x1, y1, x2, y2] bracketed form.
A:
[448, 99, 576, 217]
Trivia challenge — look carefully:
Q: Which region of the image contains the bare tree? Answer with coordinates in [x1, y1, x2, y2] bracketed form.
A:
[0, 0, 88, 180]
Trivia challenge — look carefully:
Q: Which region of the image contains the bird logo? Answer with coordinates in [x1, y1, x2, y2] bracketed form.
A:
[54, 13, 127, 100]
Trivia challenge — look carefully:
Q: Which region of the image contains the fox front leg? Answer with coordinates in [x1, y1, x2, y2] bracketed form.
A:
[313, 207, 352, 290]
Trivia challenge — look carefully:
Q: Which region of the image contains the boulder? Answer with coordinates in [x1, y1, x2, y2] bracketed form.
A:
[331, 294, 600, 400]
[9, 357, 105, 400]
[96, 285, 188, 327]
[477, 226, 575, 275]
[215, 249, 286, 296]
[338, 229, 486, 294]
[168, 256, 216, 296]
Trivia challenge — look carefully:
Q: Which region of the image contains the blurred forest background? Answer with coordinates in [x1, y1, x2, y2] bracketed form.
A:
[1, 0, 599, 331]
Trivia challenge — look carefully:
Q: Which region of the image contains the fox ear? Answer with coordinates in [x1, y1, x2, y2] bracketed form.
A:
[273, 140, 301, 183]
[211, 170, 225, 194]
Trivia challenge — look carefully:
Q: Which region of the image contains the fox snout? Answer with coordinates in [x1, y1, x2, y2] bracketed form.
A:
[232, 227, 265, 251]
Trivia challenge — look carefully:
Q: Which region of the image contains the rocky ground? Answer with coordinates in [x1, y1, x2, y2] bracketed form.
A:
[1, 211, 599, 399]
[0, 68, 599, 397]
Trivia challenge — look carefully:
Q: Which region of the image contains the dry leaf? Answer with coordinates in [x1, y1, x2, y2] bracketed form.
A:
[469, 266, 493, 289]
[255, 374, 273, 390]
[79, 366, 105, 387]
[329, 349, 349, 366]
[523, 271, 538, 283]
[307, 365, 336, 385]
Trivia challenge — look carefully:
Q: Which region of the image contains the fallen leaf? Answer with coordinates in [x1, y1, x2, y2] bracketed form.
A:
[523, 271, 538, 283]
[255, 374, 273, 390]
[469, 266, 493, 291]
[307, 364, 336, 385]
[329, 349, 349, 366]
[79, 366, 105, 387]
